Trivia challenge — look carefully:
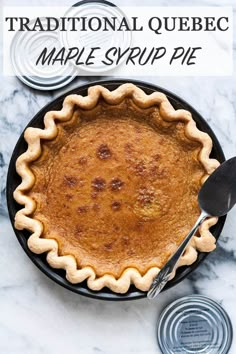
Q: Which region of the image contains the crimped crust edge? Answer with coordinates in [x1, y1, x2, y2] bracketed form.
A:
[13, 83, 219, 293]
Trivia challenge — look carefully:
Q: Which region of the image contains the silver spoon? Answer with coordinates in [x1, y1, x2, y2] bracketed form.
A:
[147, 156, 236, 299]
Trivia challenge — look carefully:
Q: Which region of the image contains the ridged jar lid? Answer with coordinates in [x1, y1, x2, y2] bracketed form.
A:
[10, 17, 77, 91]
[60, 0, 132, 73]
[157, 295, 233, 354]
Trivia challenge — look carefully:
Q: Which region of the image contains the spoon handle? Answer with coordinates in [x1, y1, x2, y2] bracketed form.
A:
[147, 210, 208, 299]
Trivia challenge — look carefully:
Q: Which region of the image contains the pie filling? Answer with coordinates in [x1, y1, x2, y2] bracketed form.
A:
[28, 98, 204, 278]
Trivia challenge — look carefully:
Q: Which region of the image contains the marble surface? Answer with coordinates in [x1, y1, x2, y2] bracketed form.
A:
[1, 0, 236, 353]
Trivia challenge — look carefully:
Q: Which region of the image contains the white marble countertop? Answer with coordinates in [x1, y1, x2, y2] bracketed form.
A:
[1, 0, 236, 353]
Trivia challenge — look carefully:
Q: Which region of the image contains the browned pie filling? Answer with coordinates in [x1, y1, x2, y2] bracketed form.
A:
[28, 98, 204, 278]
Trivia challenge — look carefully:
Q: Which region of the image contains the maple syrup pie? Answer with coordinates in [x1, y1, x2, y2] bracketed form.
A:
[14, 84, 219, 293]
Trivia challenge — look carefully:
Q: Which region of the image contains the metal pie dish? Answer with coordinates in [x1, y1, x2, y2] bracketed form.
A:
[7, 79, 226, 301]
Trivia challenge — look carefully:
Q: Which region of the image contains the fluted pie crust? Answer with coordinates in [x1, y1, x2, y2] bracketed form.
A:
[14, 84, 219, 293]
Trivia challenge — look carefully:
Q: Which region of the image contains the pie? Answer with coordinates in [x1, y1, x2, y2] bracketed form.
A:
[14, 83, 219, 293]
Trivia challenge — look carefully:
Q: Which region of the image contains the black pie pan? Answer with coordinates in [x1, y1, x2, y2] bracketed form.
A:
[7, 79, 226, 301]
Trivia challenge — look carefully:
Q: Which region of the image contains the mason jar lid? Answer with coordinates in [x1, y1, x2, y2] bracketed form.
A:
[60, 0, 132, 73]
[10, 17, 77, 90]
[157, 295, 233, 354]
[10, 1, 131, 89]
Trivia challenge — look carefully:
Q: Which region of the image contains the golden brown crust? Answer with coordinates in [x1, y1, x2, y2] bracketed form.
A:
[14, 83, 219, 293]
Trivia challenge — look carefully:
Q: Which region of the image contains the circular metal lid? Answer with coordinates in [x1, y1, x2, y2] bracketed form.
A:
[61, 0, 132, 73]
[157, 295, 233, 354]
[10, 17, 77, 90]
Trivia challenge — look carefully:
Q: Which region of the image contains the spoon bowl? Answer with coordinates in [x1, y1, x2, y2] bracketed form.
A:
[199, 157, 236, 217]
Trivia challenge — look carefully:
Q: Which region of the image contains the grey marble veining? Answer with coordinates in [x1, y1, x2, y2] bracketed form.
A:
[1, 0, 236, 353]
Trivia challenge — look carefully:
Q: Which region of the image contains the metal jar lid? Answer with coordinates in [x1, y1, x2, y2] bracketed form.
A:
[157, 295, 233, 354]
[60, 0, 132, 73]
[10, 17, 77, 91]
